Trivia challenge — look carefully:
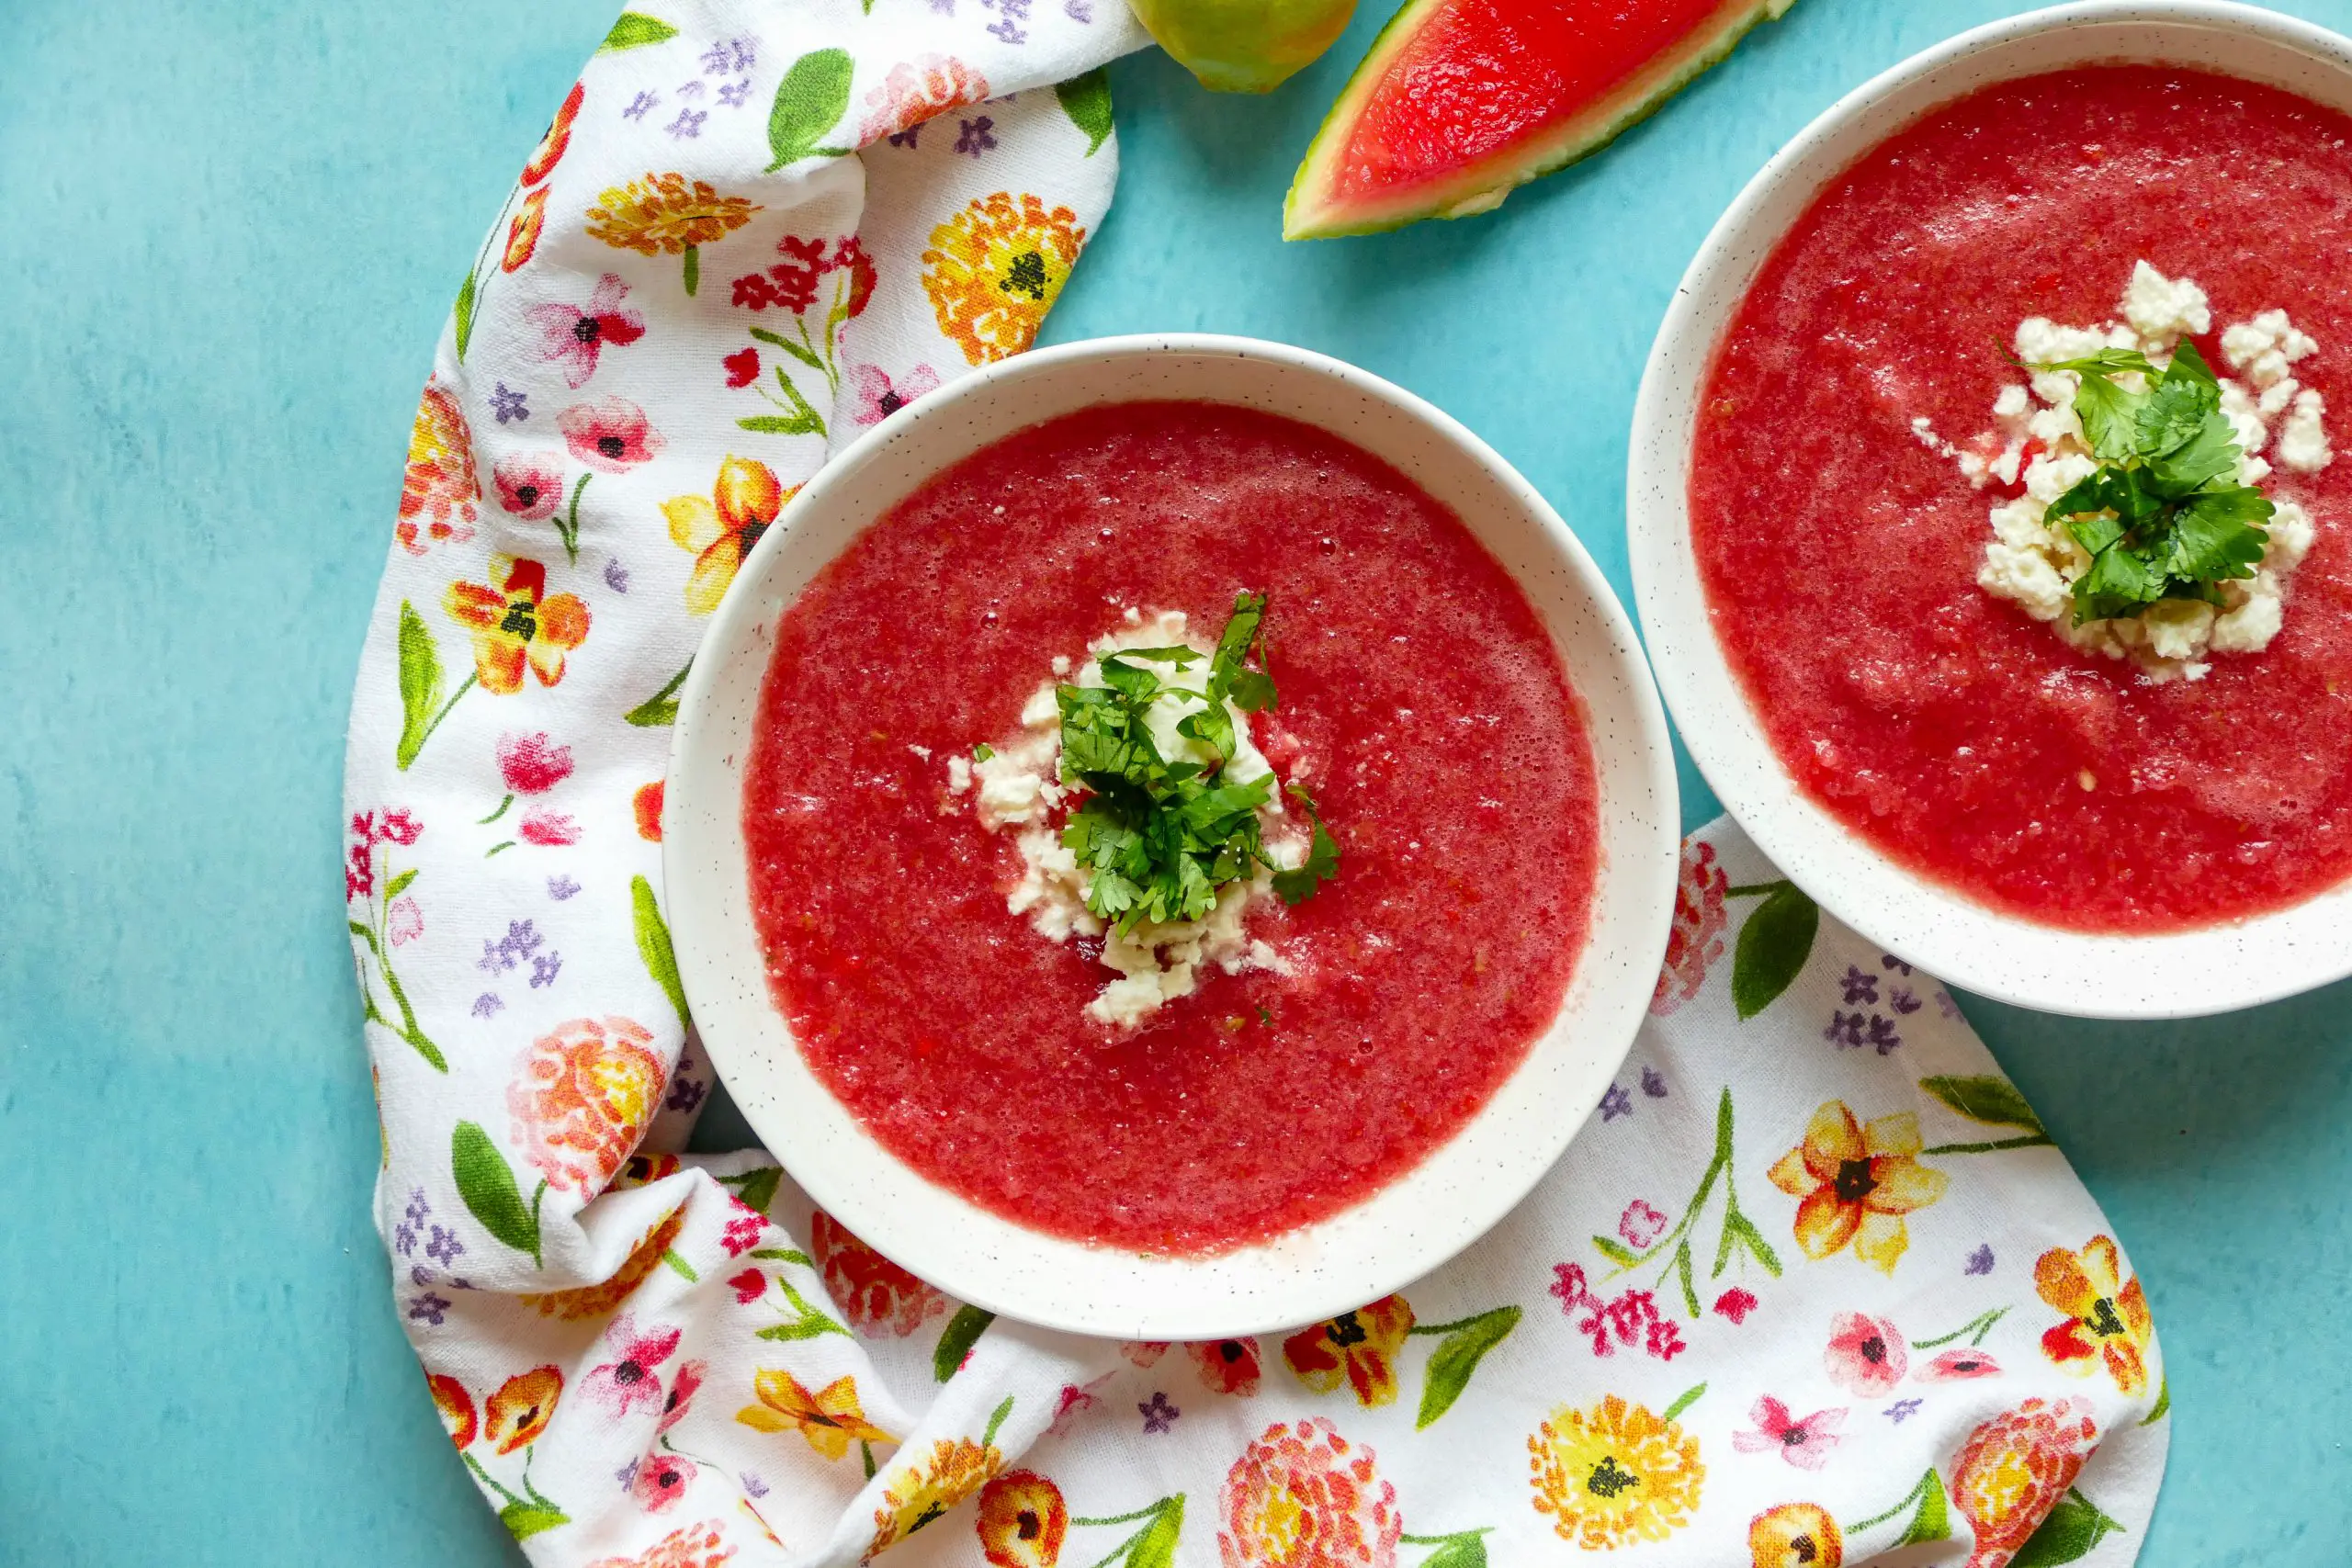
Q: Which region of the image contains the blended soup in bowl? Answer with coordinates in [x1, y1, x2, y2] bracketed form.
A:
[742, 400, 1600, 1254]
[1690, 64, 2352, 932]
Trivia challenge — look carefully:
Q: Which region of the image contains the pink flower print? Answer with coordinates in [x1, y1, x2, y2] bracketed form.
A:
[1047, 1375, 1111, 1438]
[527, 275, 648, 389]
[560, 397, 666, 474]
[494, 453, 567, 521]
[720, 1201, 765, 1257]
[659, 1359, 707, 1432]
[1920, 1348, 2003, 1382]
[520, 810, 580, 846]
[345, 839, 374, 901]
[1825, 1310, 1909, 1395]
[1713, 1288, 1758, 1325]
[1733, 1395, 1846, 1470]
[850, 362, 941, 426]
[722, 346, 760, 389]
[1618, 1199, 1668, 1250]
[727, 1268, 765, 1304]
[1652, 839, 1730, 1014]
[631, 1450, 696, 1513]
[584, 1314, 683, 1418]
[379, 809, 423, 845]
[388, 896, 423, 946]
[856, 55, 991, 144]
[498, 732, 574, 795]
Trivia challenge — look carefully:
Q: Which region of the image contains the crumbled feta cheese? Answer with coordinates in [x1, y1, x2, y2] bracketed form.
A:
[1911, 415, 1959, 459]
[907, 743, 933, 761]
[1928, 264, 2331, 679]
[962, 609, 1293, 1027]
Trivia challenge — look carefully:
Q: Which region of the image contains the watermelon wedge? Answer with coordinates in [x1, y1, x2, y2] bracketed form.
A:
[1285, 0, 1797, 239]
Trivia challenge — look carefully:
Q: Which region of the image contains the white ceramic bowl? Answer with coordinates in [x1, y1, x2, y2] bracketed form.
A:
[667, 334, 1679, 1338]
[1629, 0, 2352, 1021]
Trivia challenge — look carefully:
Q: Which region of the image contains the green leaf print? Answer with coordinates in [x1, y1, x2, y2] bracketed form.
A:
[453, 269, 477, 360]
[1411, 1533, 1489, 1568]
[2010, 1487, 2124, 1567]
[630, 875, 690, 1028]
[765, 49, 854, 171]
[1730, 880, 1817, 1019]
[1126, 1501, 1185, 1568]
[396, 602, 444, 770]
[1893, 1468, 1952, 1548]
[598, 12, 678, 51]
[721, 1165, 783, 1216]
[452, 1120, 543, 1265]
[499, 1501, 570, 1540]
[625, 660, 692, 727]
[1056, 69, 1114, 155]
[933, 1303, 996, 1382]
[1920, 1074, 2049, 1136]
[1413, 1306, 1520, 1428]
[1660, 1382, 1706, 1421]
[385, 868, 418, 900]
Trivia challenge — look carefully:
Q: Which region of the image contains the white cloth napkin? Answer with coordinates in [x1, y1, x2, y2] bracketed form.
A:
[342, 5, 2170, 1563]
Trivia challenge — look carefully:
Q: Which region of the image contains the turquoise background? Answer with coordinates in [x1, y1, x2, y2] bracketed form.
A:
[3, 0, 2346, 1561]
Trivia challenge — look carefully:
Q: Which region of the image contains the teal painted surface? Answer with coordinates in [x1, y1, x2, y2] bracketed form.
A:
[1, 0, 2345, 1562]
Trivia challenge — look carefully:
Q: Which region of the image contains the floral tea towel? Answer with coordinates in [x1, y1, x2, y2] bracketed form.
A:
[341, 2, 2170, 1563]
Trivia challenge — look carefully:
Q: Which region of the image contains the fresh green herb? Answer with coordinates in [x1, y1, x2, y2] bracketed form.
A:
[1056, 592, 1334, 933]
[1271, 786, 1340, 906]
[972, 742, 994, 761]
[2020, 340, 2273, 625]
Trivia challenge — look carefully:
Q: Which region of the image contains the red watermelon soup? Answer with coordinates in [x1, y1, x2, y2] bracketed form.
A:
[1691, 66, 2352, 932]
[743, 401, 1600, 1254]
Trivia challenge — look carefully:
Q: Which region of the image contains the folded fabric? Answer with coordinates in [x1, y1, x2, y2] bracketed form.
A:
[340, 5, 2169, 1564]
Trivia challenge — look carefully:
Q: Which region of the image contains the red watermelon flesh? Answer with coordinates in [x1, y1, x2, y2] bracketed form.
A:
[1287, 0, 1796, 238]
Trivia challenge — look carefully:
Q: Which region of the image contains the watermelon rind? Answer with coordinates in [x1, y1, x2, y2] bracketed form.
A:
[1284, 0, 1797, 240]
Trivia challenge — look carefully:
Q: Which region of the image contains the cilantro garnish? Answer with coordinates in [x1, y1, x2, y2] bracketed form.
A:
[2021, 340, 2273, 625]
[1055, 592, 1334, 933]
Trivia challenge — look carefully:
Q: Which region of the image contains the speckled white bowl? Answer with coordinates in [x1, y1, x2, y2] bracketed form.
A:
[666, 334, 1678, 1338]
[1630, 0, 2352, 1019]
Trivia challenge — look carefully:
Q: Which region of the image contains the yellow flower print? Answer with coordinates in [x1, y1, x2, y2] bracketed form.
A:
[921, 192, 1085, 366]
[1528, 1394, 1703, 1550]
[736, 1369, 895, 1461]
[1767, 1101, 1949, 1274]
[443, 557, 592, 695]
[868, 1435, 1005, 1557]
[2035, 1235, 2155, 1396]
[586, 173, 762, 295]
[1749, 1503, 1842, 1568]
[483, 1365, 564, 1454]
[663, 457, 797, 615]
[1280, 1294, 1414, 1406]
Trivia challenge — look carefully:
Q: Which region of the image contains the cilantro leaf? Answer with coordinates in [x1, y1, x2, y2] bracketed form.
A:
[2072, 537, 2165, 625]
[2169, 489, 2272, 581]
[2143, 412, 2239, 496]
[1271, 786, 1340, 906]
[2069, 373, 2147, 462]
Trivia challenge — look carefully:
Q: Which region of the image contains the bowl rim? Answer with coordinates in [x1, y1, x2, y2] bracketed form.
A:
[1629, 0, 2352, 1021]
[665, 331, 1679, 1337]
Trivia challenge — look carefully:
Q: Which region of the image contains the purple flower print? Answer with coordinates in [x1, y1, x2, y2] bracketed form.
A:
[1881, 953, 1914, 976]
[615, 1459, 639, 1489]
[623, 91, 661, 121]
[603, 558, 631, 594]
[1734, 1396, 1845, 1470]
[471, 992, 503, 1018]
[717, 78, 752, 108]
[479, 919, 543, 974]
[1640, 1066, 1668, 1098]
[851, 363, 943, 426]
[1839, 965, 1879, 1005]
[530, 951, 563, 989]
[1866, 1015, 1902, 1055]
[665, 1076, 707, 1114]
[1937, 989, 1962, 1019]
[1824, 1011, 1865, 1049]
[1889, 986, 1922, 1015]
[890, 124, 922, 149]
[666, 107, 707, 139]
[491, 382, 529, 423]
[956, 116, 998, 157]
[396, 1189, 430, 1256]
[674, 79, 707, 100]
[1965, 1245, 1996, 1276]
[409, 1292, 452, 1327]
[548, 874, 581, 901]
[1885, 1398, 1923, 1424]
[1065, 0, 1093, 18]
[1600, 1083, 1633, 1122]
[1138, 1392, 1179, 1433]
[425, 1225, 466, 1267]
[982, 0, 1031, 42]
[702, 39, 757, 74]
[741, 1472, 769, 1499]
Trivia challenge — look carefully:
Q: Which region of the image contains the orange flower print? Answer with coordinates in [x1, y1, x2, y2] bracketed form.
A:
[505, 1015, 664, 1195]
[483, 1365, 563, 1453]
[1219, 1416, 1401, 1568]
[1767, 1101, 1949, 1274]
[858, 55, 992, 143]
[584, 1517, 737, 1568]
[2035, 1235, 2154, 1396]
[663, 457, 797, 615]
[1282, 1296, 1414, 1406]
[1190, 1337, 1262, 1397]
[922, 193, 1085, 366]
[635, 781, 666, 841]
[504, 186, 550, 273]
[522, 80, 583, 186]
[1949, 1398, 2098, 1568]
[1749, 1503, 1841, 1568]
[428, 1372, 478, 1449]
[810, 1209, 947, 1337]
[445, 557, 592, 695]
[586, 173, 761, 295]
[977, 1470, 1068, 1568]
[396, 383, 481, 555]
[519, 1204, 685, 1320]
[870, 1436, 1005, 1557]
[737, 1368, 895, 1461]
[1653, 840, 1729, 1014]
[1528, 1395, 1703, 1550]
